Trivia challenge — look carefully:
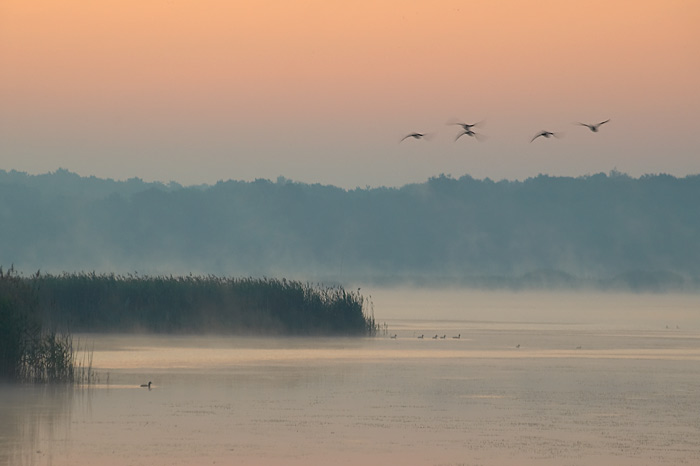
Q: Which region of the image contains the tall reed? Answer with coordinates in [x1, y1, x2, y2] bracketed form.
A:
[30, 272, 380, 336]
[1, 266, 84, 383]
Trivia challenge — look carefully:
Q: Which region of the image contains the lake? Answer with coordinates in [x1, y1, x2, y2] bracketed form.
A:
[2, 289, 699, 466]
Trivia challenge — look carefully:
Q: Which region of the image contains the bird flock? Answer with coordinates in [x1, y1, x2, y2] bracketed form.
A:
[388, 335, 585, 350]
[401, 119, 610, 143]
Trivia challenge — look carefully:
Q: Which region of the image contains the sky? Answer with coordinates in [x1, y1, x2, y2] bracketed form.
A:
[1, 0, 699, 189]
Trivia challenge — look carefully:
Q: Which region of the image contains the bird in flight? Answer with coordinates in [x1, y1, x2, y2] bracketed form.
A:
[400, 132, 431, 142]
[530, 131, 561, 143]
[577, 119, 610, 132]
[448, 120, 483, 130]
[455, 129, 486, 142]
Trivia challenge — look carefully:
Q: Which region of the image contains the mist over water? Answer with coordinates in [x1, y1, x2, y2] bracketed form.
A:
[2, 1, 699, 463]
[368, 288, 700, 331]
[2, 170, 700, 290]
[2, 290, 699, 466]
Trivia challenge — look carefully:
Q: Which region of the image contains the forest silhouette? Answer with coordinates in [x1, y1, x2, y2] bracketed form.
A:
[1, 169, 698, 291]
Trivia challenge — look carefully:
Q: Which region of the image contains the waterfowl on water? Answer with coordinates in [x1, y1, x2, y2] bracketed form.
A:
[417, 334, 424, 339]
[452, 334, 460, 339]
[140, 381, 152, 389]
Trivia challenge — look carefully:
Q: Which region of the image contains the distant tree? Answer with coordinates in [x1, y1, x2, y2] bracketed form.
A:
[1, 169, 699, 289]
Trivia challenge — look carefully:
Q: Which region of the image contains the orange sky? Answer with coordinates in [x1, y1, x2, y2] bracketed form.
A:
[1, 0, 699, 187]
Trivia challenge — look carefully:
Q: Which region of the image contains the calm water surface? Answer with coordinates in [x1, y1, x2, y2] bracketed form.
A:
[2, 290, 700, 466]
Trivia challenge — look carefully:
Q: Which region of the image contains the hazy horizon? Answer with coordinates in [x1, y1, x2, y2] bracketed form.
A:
[6, 165, 700, 189]
[2, 1, 699, 190]
[2, 169, 698, 292]
[2, 4, 699, 463]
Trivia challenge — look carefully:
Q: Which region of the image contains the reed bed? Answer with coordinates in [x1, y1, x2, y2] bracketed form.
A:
[32, 272, 380, 336]
[2, 268, 379, 383]
[1, 266, 91, 383]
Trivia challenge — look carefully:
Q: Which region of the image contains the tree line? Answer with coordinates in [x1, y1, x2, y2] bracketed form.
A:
[1, 169, 699, 290]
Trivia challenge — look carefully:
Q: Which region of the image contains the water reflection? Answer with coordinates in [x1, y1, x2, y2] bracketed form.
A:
[3, 291, 700, 465]
[0, 384, 75, 466]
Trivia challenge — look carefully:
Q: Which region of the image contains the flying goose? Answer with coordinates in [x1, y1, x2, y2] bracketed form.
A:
[448, 120, 483, 131]
[577, 119, 610, 132]
[530, 131, 561, 142]
[400, 132, 430, 142]
[455, 129, 486, 142]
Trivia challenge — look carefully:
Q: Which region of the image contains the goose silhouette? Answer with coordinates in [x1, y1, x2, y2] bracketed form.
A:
[140, 381, 152, 389]
[448, 119, 483, 131]
[577, 119, 610, 132]
[530, 130, 561, 142]
[400, 132, 429, 142]
[455, 129, 486, 142]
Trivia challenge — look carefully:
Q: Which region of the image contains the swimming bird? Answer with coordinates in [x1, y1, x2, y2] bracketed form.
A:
[400, 132, 429, 142]
[417, 334, 424, 339]
[515, 344, 520, 349]
[577, 119, 610, 132]
[440, 334, 446, 339]
[530, 130, 561, 142]
[432, 334, 438, 339]
[140, 381, 152, 389]
[390, 334, 397, 339]
[452, 334, 461, 339]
